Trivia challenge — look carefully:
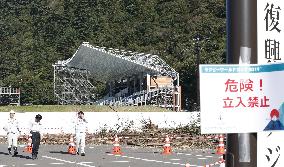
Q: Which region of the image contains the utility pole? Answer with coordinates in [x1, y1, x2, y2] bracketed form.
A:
[226, 0, 257, 167]
[195, 34, 201, 111]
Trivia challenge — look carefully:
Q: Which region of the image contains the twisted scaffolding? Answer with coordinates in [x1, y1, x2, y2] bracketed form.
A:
[53, 42, 181, 110]
[53, 65, 96, 105]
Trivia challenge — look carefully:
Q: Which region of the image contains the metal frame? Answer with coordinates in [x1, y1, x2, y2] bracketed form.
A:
[53, 65, 96, 105]
[0, 87, 20, 106]
[53, 42, 181, 111]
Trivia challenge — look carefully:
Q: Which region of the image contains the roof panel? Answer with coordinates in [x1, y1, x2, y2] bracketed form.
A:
[65, 44, 160, 82]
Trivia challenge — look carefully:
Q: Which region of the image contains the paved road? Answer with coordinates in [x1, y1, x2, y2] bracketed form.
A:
[0, 144, 222, 167]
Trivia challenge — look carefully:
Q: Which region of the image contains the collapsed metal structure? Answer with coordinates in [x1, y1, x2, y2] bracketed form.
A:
[53, 66, 96, 104]
[0, 87, 20, 106]
[53, 42, 181, 111]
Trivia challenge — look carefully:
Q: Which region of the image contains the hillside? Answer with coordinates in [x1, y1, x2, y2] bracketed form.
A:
[0, 0, 226, 110]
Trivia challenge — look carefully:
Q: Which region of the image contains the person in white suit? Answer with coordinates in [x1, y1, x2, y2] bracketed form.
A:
[3, 110, 21, 156]
[74, 111, 88, 156]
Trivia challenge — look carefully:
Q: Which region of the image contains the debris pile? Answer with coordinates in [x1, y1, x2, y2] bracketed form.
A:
[0, 122, 222, 150]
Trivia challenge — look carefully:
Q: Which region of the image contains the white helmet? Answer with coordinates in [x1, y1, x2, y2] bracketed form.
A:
[9, 110, 15, 114]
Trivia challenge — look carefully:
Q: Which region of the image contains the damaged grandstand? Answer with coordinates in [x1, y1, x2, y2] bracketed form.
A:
[53, 42, 181, 111]
[0, 87, 20, 106]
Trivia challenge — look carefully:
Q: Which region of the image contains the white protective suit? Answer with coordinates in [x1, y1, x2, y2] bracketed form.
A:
[3, 118, 20, 148]
[74, 118, 88, 154]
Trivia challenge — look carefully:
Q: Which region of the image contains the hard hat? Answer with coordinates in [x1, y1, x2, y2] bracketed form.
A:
[35, 114, 42, 120]
[78, 111, 84, 115]
[10, 110, 15, 114]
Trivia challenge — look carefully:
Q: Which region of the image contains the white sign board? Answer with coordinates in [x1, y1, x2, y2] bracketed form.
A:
[258, 131, 284, 167]
[258, 0, 284, 64]
[199, 63, 284, 134]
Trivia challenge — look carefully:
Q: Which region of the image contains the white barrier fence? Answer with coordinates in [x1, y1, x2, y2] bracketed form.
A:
[0, 112, 199, 135]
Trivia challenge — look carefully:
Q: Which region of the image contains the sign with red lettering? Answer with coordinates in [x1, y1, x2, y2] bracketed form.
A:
[199, 63, 284, 133]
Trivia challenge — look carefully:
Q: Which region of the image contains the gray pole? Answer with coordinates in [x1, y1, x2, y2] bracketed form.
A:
[226, 0, 257, 167]
[196, 34, 200, 111]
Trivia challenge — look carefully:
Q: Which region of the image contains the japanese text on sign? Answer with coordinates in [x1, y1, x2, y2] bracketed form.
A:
[264, 2, 282, 63]
[223, 79, 270, 108]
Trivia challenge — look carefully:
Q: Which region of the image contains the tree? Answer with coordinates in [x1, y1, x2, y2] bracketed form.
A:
[0, 0, 226, 109]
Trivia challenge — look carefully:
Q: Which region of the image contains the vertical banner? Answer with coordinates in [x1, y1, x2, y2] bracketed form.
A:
[258, 1, 284, 166]
[258, 132, 284, 167]
[258, 0, 284, 64]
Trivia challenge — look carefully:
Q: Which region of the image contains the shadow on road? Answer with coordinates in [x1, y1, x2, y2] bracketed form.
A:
[49, 151, 70, 154]
[0, 152, 32, 159]
[13, 154, 32, 159]
[0, 151, 9, 155]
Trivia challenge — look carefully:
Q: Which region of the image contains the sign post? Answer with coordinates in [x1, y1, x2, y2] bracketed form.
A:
[201, 1, 284, 166]
[226, 0, 257, 166]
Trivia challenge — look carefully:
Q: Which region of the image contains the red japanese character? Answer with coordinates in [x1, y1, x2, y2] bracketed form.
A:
[225, 79, 238, 92]
[260, 96, 270, 107]
[239, 79, 253, 92]
[223, 97, 234, 108]
[247, 97, 259, 108]
[235, 97, 246, 107]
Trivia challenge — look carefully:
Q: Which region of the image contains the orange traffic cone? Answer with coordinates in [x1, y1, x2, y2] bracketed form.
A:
[185, 163, 190, 167]
[216, 134, 225, 155]
[24, 135, 32, 153]
[112, 135, 122, 155]
[68, 135, 76, 155]
[162, 135, 172, 155]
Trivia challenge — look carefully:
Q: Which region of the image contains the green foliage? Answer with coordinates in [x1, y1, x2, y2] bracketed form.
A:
[0, 0, 226, 110]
